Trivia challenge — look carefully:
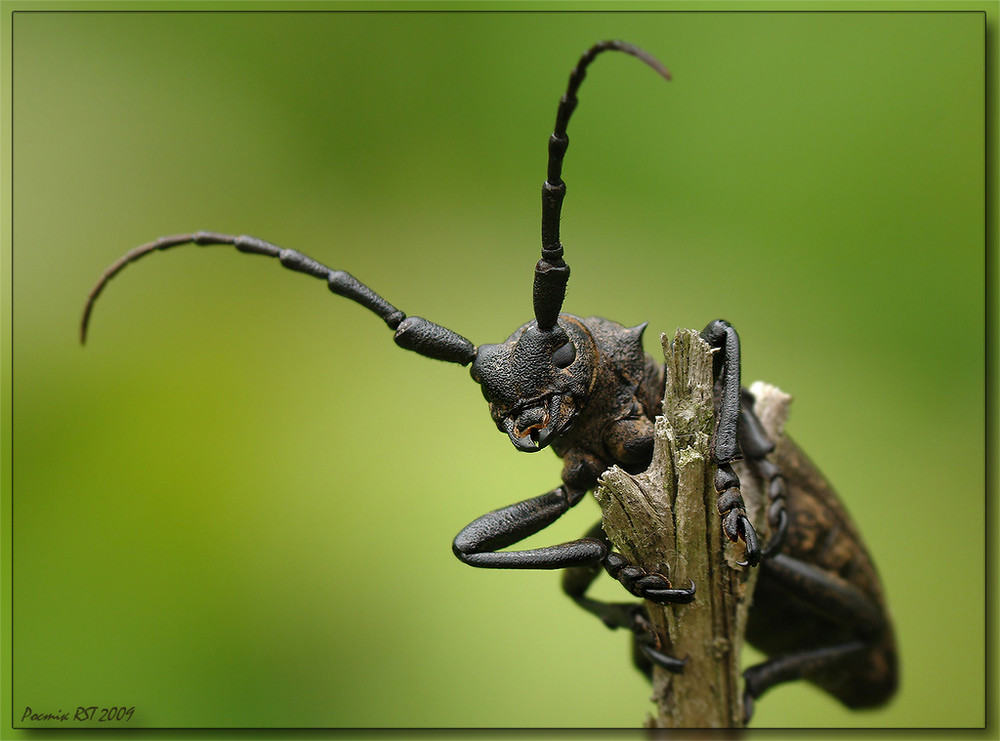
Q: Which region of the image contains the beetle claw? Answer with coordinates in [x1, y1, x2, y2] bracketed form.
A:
[640, 644, 688, 674]
[642, 578, 696, 605]
[739, 514, 761, 567]
[724, 507, 761, 567]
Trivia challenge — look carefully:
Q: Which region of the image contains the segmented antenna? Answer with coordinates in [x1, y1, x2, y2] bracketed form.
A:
[80, 231, 400, 343]
[80, 231, 477, 365]
[533, 40, 671, 331]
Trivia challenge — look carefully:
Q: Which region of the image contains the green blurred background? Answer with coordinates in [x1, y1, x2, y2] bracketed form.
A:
[9, 9, 985, 729]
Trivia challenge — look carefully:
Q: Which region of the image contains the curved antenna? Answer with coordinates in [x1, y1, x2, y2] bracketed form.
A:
[534, 40, 671, 331]
[80, 232, 477, 365]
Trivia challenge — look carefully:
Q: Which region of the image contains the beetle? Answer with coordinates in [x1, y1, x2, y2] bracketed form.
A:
[81, 40, 897, 719]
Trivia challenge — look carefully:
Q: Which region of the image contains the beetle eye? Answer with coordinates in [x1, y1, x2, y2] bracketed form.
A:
[552, 341, 576, 368]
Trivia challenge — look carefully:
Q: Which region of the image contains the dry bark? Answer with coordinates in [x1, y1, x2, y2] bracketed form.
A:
[594, 328, 790, 728]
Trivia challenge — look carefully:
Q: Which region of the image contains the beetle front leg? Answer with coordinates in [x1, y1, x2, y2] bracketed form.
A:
[701, 319, 760, 566]
[453, 485, 604, 569]
[453, 487, 692, 604]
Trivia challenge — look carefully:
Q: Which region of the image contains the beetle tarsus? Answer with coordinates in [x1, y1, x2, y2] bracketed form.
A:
[758, 458, 789, 558]
[642, 579, 697, 605]
[602, 552, 695, 603]
[715, 462, 761, 567]
[738, 392, 790, 561]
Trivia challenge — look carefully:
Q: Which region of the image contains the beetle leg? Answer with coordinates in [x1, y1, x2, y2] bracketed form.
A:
[455, 489, 696, 605]
[742, 552, 890, 719]
[562, 521, 688, 675]
[743, 641, 869, 722]
[738, 391, 788, 558]
[700, 319, 760, 567]
[761, 553, 885, 634]
[452, 485, 605, 569]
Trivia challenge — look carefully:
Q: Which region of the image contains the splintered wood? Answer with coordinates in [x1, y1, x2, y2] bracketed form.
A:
[595, 328, 790, 728]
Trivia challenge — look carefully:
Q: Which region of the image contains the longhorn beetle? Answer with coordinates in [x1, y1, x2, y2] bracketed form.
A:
[81, 41, 897, 719]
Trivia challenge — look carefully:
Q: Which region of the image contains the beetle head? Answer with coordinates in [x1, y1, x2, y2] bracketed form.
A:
[471, 317, 596, 453]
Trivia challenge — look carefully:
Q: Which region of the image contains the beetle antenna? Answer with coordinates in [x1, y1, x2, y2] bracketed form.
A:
[534, 40, 671, 331]
[80, 232, 477, 365]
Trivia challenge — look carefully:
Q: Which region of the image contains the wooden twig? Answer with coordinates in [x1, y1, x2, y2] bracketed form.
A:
[595, 328, 791, 728]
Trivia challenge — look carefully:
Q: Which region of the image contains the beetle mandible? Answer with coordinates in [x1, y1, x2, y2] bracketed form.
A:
[81, 40, 897, 718]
